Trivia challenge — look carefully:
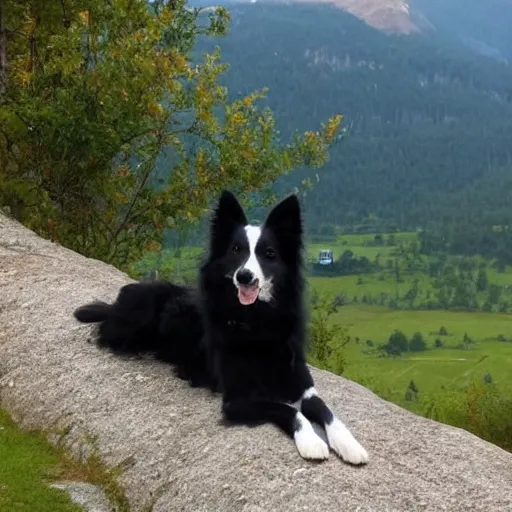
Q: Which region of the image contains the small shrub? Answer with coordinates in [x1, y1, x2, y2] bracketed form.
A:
[332, 293, 347, 309]
[382, 330, 408, 356]
[405, 380, 419, 402]
[456, 332, 477, 350]
[424, 382, 512, 453]
[308, 294, 350, 375]
[409, 332, 427, 352]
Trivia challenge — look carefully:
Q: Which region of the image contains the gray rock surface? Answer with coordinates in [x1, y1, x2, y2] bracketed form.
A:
[1, 213, 512, 512]
[51, 482, 113, 512]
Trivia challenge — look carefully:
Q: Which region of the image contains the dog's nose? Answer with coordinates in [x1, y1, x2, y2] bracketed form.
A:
[236, 269, 254, 285]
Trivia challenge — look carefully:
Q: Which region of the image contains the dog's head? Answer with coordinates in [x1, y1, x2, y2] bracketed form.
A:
[206, 190, 303, 306]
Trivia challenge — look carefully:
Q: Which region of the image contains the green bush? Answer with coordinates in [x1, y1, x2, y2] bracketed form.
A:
[409, 332, 427, 352]
[382, 330, 408, 356]
[423, 381, 512, 453]
[307, 293, 350, 375]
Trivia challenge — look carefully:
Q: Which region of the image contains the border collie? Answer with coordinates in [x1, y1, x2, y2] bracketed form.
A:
[74, 191, 368, 463]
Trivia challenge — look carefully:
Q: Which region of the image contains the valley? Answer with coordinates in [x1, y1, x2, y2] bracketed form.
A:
[132, 228, 512, 452]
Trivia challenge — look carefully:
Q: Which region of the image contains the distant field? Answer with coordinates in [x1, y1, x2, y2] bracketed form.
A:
[308, 232, 512, 305]
[309, 273, 414, 299]
[308, 231, 417, 262]
[307, 231, 512, 416]
[315, 304, 512, 409]
[309, 232, 512, 285]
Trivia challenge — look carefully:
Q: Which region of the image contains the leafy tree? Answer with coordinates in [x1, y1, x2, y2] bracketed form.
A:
[499, 301, 509, 313]
[332, 293, 347, 308]
[0, 0, 340, 269]
[451, 277, 478, 310]
[482, 300, 493, 312]
[409, 332, 427, 352]
[456, 332, 477, 350]
[434, 338, 444, 348]
[463, 332, 474, 344]
[386, 234, 396, 246]
[476, 268, 489, 292]
[403, 279, 420, 309]
[488, 285, 502, 306]
[394, 260, 401, 283]
[383, 330, 408, 356]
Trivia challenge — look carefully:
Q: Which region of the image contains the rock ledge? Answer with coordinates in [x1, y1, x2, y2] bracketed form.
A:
[1, 214, 511, 511]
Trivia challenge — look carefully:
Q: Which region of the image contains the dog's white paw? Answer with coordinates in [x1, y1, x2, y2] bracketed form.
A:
[326, 418, 369, 465]
[294, 414, 330, 460]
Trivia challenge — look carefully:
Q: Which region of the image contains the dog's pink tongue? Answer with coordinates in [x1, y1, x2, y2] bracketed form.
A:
[238, 285, 259, 305]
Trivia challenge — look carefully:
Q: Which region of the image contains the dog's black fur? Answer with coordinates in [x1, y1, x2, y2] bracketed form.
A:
[74, 191, 368, 462]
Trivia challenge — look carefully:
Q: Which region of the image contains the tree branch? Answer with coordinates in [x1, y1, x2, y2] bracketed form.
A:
[59, 0, 70, 28]
[0, 2, 7, 95]
[107, 129, 168, 258]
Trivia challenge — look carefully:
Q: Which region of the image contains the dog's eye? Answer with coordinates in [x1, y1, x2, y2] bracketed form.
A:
[265, 247, 276, 259]
[232, 244, 240, 253]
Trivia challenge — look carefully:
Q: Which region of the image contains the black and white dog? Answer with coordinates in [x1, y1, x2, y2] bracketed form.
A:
[74, 191, 368, 463]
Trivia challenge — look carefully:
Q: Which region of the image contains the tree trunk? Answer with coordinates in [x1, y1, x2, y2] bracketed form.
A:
[0, 0, 7, 95]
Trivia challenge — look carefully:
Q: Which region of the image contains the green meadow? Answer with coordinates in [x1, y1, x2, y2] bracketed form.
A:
[0, 409, 83, 512]
[132, 230, 512, 449]
[314, 304, 512, 404]
[307, 233, 512, 404]
[308, 231, 417, 262]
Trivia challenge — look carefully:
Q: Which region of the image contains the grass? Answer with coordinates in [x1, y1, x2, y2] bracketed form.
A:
[308, 231, 416, 254]
[309, 272, 415, 299]
[318, 304, 512, 409]
[0, 409, 83, 512]
[306, 232, 512, 435]
[0, 408, 131, 512]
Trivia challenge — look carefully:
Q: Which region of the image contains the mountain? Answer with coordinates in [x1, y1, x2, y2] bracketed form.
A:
[411, 0, 512, 61]
[194, 0, 423, 33]
[191, 3, 512, 234]
[294, 0, 421, 33]
[196, 0, 512, 58]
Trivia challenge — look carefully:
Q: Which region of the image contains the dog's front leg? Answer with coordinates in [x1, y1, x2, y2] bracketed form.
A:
[222, 399, 329, 460]
[299, 388, 369, 465]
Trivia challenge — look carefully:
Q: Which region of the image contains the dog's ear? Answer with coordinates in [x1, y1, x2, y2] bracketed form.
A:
[264, 194, 302, 242]
[213, 190, 248, 227]
[209, 190, 248, 255]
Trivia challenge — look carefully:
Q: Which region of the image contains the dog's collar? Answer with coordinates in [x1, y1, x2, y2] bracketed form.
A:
[227, 319, 251, 331]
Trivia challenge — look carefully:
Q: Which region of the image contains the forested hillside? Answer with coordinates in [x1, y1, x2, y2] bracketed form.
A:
[193, 4, 512, 244]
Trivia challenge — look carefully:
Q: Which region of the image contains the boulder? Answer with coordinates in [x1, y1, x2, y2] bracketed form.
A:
[1, 214, 511, 512]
